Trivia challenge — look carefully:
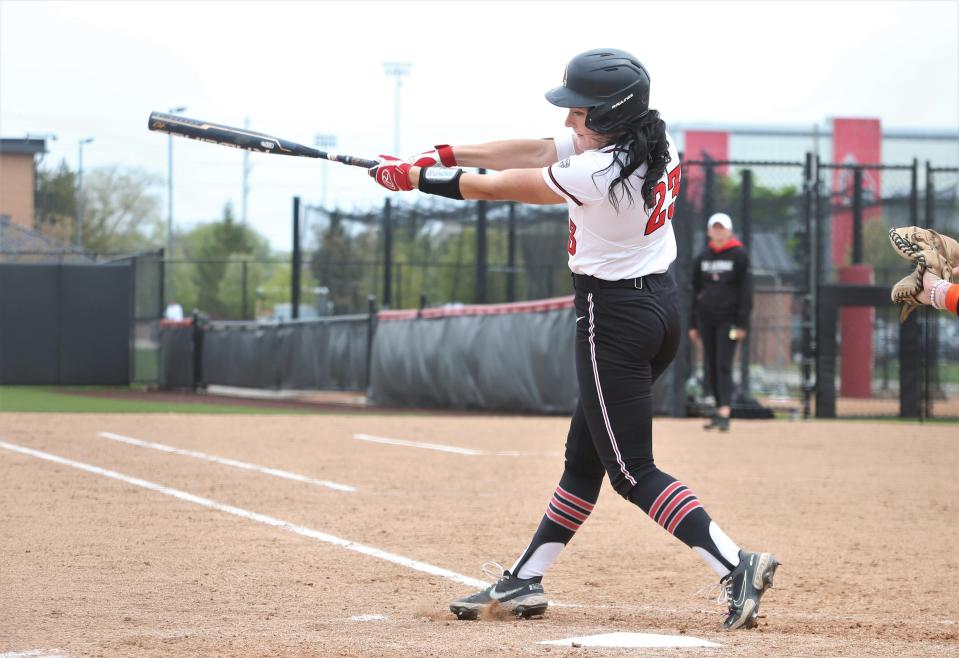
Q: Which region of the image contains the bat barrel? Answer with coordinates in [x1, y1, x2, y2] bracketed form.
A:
[148, 111, 377, 168]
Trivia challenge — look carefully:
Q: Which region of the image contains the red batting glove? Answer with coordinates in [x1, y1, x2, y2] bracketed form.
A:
[406, 145, 456, 168]
[369, 155, 413, 192]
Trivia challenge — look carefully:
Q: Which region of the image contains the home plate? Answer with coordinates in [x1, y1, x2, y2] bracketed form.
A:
[539, 632, 720, 648]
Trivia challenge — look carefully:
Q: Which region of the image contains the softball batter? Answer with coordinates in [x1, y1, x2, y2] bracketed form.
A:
[369, 48, 779, 630]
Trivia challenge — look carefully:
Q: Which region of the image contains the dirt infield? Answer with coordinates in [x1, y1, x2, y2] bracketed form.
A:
[2, 412, 958, 656]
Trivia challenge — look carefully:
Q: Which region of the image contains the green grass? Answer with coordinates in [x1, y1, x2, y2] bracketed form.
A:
[0, 387, 317, 414]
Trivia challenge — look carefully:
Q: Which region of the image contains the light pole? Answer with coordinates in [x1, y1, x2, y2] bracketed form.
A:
[167, 105, 187, 299]
[314, 133, 337, 208]
[382, 62, 411, 155]
[76, 137, 94, 249]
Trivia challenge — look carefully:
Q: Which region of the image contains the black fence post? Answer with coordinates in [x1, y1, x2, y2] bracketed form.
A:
[815, 156, 829, 281]
[366, 294, 377, 391]
[159, 246, 166, 311]
[700, 162, 716, 406]
[815, 290, 838, 418]
[900, 310, 922, 419]
[241, 259, 248, 320]
[915, 160, 942, 418]
[128, 254, 137, 385]
[292, 196, 301, 319]
[191, 309, 204, 393]
[738, 169, 753, 402]
[409, 209, 418, 309]
[813, 156, 827, 415]
[396, 262, 403, 310]
[851, 168, 863, 265]
[507, 201, 516, 302]
[671, 152, 692, 418]
[916, 158, 938, 422]
[817, 157, 834, 286]
[703, 164, 716, 223]
[801, 152, 815, 419]
[476, 168, 488, 304]
[739, 169, 753, 248]
[383, 198, 393, 308]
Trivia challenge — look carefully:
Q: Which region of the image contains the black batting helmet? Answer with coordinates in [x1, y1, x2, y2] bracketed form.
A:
[545, 48, 651, 134]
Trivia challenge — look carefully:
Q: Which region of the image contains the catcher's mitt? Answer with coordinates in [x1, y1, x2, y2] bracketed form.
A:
[888, 226, 959, 322]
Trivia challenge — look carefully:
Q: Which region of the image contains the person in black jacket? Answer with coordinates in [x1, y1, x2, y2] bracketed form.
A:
[689, 212, 753, 432]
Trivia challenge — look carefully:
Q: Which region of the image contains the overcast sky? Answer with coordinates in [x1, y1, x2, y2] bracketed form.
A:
[2, 0, 957, 251]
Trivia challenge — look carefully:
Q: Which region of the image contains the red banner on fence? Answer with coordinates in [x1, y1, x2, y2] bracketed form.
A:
[832, 118, 881, 399]
[681, 131, 729, 213]
[830, 118, 882, 266]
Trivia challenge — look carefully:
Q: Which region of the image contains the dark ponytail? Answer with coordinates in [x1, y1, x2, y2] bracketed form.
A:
[597, 109, 671, 212]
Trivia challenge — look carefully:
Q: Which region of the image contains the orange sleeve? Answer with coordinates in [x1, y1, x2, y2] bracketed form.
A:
[945, 282, 959, 315]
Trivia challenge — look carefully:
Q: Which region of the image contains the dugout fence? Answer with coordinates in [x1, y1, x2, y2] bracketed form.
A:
[151, 156, 959, 420]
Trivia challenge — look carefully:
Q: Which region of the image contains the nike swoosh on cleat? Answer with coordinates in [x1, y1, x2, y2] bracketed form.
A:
[489, 586, 525, 601]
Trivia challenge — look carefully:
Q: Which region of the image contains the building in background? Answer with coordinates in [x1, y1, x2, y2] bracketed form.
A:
[674, 118, 959, 268]
[673, 120, 958, 184]
[0, 138, 48, 229]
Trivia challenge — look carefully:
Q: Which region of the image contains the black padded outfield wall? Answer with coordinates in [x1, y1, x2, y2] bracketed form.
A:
[368, 302, 579, 413]
[158, 322, 195, 390]
[165, 297, 683, 415]
[59, 264, 131, 384]
[199, 315, 370, 391]
[0, 264, 59, 383]
[369, 302, 680, 415]
[0, 263, 131, 385]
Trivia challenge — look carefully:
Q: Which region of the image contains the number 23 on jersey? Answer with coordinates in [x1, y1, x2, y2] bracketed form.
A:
[566, 163, 683, 255]
[644, 163, 681, 236]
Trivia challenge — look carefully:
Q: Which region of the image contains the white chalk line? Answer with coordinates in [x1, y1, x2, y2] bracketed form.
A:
[352, 433, 561, 458]
[0, 651, 70, 658]
[0, 439, 691, 616]
[352, 433, 483, 455]
[3, 443, 893, 629]
[98, 431, 355, 492]
[0, 440, 486, 589]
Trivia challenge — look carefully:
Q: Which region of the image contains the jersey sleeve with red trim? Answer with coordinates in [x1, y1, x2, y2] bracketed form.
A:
[541, 152, 607, 206]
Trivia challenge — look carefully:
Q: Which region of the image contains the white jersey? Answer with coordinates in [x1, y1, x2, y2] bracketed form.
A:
[542, 131, 681, 280]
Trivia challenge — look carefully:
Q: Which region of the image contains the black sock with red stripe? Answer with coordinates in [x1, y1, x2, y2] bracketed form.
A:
[627, 469, 738, 574]
[510, 468, 602, 580]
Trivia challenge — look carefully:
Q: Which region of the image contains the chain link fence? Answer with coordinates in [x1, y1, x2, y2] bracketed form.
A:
[676, 159, 810, 419]
[4, 158, 957, 418]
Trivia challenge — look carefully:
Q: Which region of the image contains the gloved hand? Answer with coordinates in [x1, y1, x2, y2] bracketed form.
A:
[888, 226, 959, 322]
[369, 155, 413, 192]
[406, 145, 456, 168]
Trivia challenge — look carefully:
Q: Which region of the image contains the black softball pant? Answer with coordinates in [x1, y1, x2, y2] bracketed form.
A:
[698, 316, 738, 408]
[566, 273, 680, 497]
[509, 271, 737, 578]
